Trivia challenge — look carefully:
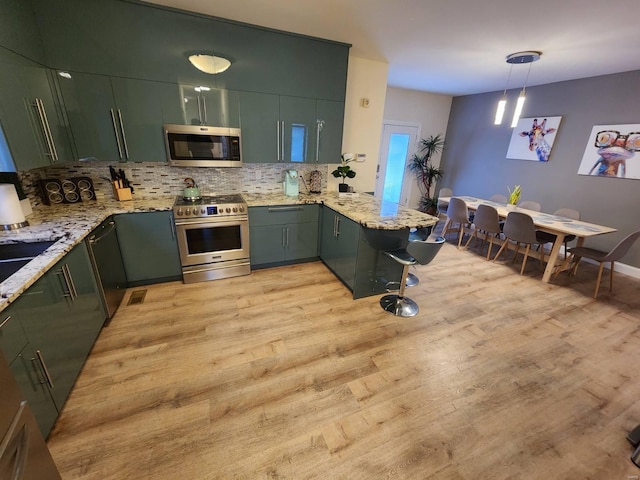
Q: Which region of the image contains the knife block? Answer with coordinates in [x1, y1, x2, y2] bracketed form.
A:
[112, 182, 132, 201]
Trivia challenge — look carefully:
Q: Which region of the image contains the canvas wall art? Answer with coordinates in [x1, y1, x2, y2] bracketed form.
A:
[577, 124, 640, 179]
[506, 116, 562, 162]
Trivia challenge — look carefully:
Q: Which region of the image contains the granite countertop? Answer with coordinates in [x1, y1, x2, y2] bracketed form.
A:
[0, 193, 437, 313]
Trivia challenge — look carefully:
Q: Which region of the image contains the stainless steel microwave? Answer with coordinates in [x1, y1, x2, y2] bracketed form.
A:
[164, 124, 242, 167]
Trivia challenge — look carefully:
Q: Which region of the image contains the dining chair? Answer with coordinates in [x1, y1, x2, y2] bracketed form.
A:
[489, 194, 508, 204]
[442, 197, 470, 248]
[437, 188, 453, 216]
[536, 208, 581, 259]
[518, 200, 541, 212]
[380, 236, 445, 317]
[493, 211, 542, 275]
[557, 230, 640, 298]
[464, 204, 502, 260]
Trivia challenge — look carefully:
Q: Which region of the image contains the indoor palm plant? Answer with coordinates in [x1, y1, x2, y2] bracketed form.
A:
[407, 134, 445, 214]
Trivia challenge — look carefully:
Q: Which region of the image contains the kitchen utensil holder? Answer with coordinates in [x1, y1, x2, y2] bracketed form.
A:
[112, 182, 132, 201]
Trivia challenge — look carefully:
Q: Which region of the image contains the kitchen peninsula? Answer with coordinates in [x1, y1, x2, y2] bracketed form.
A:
[0, 193, 438, 313]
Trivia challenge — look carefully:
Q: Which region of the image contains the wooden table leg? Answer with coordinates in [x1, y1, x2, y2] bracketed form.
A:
[542, 232, 566, 283]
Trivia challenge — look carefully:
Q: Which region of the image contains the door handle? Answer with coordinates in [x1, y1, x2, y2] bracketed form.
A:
[110, 108, 124, 159]
[89, 221, 116, 244]
[280, 120, 285, 161]
[335, 217, 341, 237]
[315, 119, 324, 162]
[117, 109, 130, 159]
[33, 98, 59, 163]
[34, 350, 54, 388]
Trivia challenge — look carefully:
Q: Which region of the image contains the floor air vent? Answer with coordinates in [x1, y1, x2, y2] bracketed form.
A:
[127, 289, 147, 306]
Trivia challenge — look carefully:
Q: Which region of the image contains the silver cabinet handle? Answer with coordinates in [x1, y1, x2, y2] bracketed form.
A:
[89, 221, 116, 244]
[333, 215, 337, 237]
[34, 98, 59, 163]
[197, 96, 203, 125]
[169, 216, 176, 239]
[59, 264, 77, 301]
[202, 96, 207, 125]
[0, 400, 29, 476]
[117, 109, 129, 159]
[276, 120, 281, 162]
[34, 350, 54, 388]
[286, 227, 289, 247]
[267, 207, 304, 212]
[0, 315, 11, 329]
[336, 217, 341, 237]
[282, 227, 286, 248]
[110, 109, 124, 159]
[281, 121, 285, 161]
[315, 120, 324, 163]
[64, 264, 78, 300]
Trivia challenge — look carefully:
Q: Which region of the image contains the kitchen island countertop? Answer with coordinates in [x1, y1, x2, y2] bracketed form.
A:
[0, 193, 437, 313]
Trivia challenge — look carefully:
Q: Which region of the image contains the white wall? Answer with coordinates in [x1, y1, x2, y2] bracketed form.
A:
[329, 56, 389, 193]
[382, 87, 452, 209]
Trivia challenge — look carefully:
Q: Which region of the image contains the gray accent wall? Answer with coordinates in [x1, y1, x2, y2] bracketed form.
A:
[441, 70, 640, 268]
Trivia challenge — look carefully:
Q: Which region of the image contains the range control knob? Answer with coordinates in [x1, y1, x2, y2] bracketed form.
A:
[176, 208, 183, 216]
[239, 206, 245, 212]
[184, 208, 191, 216]
[226, 207, 231, 213]
[232, 206, 238, 213]
[201, 208, 206, 215]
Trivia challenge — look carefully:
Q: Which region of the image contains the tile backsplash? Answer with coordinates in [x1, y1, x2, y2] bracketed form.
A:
[18, 161, 330, 206]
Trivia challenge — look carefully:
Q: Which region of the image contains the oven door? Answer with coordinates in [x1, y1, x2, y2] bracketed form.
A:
[174, 216, 249, 267]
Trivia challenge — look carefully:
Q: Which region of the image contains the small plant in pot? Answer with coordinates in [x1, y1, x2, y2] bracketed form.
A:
[332, 154, 356, 192]
[407, 134, 445, 214]
[507, 185, 521, 210]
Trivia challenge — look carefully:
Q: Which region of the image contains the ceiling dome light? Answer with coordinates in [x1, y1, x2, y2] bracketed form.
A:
[188, 54, 231, 75]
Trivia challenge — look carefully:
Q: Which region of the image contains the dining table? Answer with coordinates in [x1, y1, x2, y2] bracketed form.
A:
[439, 196, 618, 283]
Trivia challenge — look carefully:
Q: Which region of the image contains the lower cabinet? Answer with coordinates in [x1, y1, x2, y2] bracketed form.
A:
[1, 242, 105, 437]
[249, 205, 319, 268]
[115, 211, 182, 286]
[319, 206, 360, 290]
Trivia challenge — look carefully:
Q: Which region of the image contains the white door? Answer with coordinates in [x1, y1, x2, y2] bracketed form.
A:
[375, 123, 420, 206]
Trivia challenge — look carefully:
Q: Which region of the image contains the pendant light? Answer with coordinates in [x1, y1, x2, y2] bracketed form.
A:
[494, 51, 541, 127]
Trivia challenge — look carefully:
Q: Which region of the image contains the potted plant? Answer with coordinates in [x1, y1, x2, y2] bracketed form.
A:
[407, 134, 446, 214]
[507, 185, 521, 210]
[332, 154, 357, 192]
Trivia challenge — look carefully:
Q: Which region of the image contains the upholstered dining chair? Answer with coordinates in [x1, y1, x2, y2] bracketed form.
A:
[437, 188, 453, 216]
[489, 194, 508, 204]
[557, 229, 640, 298]
[464, 204, 502, 260]
[380, 236, 446, 317]
[442, 197, 470, 248]
[518, 200, 542, 212]
[493, 211, 541, 275]
[536, 208, 581, 259]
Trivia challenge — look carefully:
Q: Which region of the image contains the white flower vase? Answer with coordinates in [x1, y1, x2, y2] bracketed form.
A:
[506, 203, 517, 211]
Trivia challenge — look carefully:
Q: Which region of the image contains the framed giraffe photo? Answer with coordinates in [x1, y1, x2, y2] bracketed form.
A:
[506, 116, 562, 162]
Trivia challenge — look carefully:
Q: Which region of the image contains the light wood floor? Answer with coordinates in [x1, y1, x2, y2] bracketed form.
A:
[47, 236, 640, 479]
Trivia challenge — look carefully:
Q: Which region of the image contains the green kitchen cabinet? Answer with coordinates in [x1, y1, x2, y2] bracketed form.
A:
[0, 50, 75, 169]
[58, 71, 183, 162]
[115, 211, 182, 286]
[180, 84, 240, 127]
[12, 242, 105, 436]
[249, 205, 319, 267]
[320, 207, 360, 290]
[239, 92, 345, 164]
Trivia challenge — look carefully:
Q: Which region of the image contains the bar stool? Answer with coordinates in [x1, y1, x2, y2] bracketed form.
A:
[380, 236, 445, 317]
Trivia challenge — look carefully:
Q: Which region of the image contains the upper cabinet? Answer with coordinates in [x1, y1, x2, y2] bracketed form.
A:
[0, 51, 75, 169]
[239, 93, 344, 164]
[58, 72, 184, 162]
[31, 0, 349, 101]
[180, 85, 240, 127]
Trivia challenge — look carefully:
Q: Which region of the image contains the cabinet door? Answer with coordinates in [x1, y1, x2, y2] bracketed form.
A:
[115, 212, 182, 285]
[333, 213, 360, 289]
[0, 59, 70, 169]
[320, 207, 338, 266]
[57, 71, 121, 161]
[238, 91, 279, 163]
[286, 222, 319, 261]
[249, 224, 285, 265]
[316, 99, 344, 164]
[112, 77, 183, 161]
[280, 95, 317, 163]
[0, 308, 28, 363]
[10, 350, 58, 437]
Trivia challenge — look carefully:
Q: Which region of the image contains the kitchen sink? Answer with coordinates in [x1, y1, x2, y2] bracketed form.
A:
[0, 240, 57, 283]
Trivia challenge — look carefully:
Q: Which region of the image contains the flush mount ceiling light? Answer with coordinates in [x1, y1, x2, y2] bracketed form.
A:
[494, 51, 541, 127]
[188, 54, 231, 75]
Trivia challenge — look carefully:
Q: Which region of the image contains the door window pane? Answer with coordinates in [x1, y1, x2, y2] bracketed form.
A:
[382, 133, 410, 203]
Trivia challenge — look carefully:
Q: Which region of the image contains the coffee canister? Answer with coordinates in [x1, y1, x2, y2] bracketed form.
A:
[309, 170, 322, 194]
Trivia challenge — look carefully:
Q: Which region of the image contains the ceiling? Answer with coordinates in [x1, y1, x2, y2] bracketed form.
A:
[144, 0, 640, 97]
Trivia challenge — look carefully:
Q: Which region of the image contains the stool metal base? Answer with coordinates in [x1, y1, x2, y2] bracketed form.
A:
[380, 294, 419, 317]
[406, 272, 419, 287]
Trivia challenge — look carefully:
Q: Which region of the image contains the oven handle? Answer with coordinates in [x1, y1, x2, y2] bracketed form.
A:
[174, 216, 248, 227]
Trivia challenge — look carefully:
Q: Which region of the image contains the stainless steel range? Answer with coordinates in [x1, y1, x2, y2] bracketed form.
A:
[173, 194, 250, 284]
